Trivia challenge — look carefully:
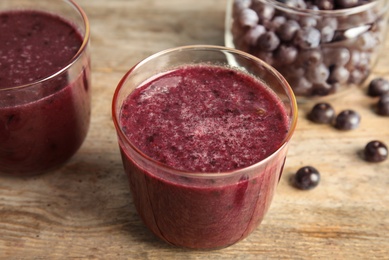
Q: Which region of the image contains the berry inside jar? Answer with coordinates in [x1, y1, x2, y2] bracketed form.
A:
[227, 0, 389, 98]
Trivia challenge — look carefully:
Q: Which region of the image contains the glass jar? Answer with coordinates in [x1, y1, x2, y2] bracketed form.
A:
[226, 0, 389, 99]
[0, 0, 91, 176]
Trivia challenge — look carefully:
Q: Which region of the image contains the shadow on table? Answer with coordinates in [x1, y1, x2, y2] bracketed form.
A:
[9, 149, 182, 251]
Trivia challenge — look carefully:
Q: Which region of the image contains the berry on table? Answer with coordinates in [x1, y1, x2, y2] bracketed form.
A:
[308, 102, 335, 124]
[334, 109, 360, 130]
[368, 77, 389, 97]
[293, 166, 320, 190]
[364, 140, 388, 162]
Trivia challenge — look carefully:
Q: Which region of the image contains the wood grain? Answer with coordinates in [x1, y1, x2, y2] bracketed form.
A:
[1, 0, 388, 259]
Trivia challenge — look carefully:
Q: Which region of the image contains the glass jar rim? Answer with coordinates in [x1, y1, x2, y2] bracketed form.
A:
[112, 45, 298, 179]
[0, 0, 90, 92]
[258, 0, 389, 16]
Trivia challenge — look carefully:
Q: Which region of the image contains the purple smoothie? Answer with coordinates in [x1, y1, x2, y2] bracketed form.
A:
[118, 65, 290, 249]
[0, 10, 90, 175]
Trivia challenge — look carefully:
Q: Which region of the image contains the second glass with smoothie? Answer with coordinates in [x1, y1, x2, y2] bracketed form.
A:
[0, 0, 91, 176]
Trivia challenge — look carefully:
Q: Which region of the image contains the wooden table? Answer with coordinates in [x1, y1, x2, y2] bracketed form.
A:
[1, 0, 389, 259]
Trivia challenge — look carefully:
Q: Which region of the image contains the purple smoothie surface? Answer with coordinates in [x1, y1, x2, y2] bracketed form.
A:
[0, 10, 82, 88]
[120, 65, 289, 172]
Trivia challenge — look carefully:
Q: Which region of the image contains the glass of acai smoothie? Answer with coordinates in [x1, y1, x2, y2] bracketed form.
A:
[0, 0, 91, 176]
[112, 45, 298, 249]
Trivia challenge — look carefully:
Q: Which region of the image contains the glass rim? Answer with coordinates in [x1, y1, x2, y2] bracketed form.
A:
[112, 45, 298, 179]
[255, 0, 389, 16]
[0, 0, 90, 92]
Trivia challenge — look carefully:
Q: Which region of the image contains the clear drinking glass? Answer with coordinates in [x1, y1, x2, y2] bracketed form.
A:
[0, 0, 91, 176]
[226, 0, 389, 99]
[112, 45, 298, 249]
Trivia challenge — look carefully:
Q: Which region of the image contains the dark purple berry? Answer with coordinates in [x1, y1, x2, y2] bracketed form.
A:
[368, 78, 389, 97]
[276, 20, 300, 41]
[294, 27, 321, 49]
[335, 0, 359, 8]
[294, 166, 320, 190]
[239, 8, 259, 27]
[328, 66, 350, 84]
[364, 140, 388, 162]
[275, 44, 298, 65]
[376, 93, 389, 116]
[308, 102, 335, 124]
[334, 109, 360, 130]
[257, 31, 280, 51]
